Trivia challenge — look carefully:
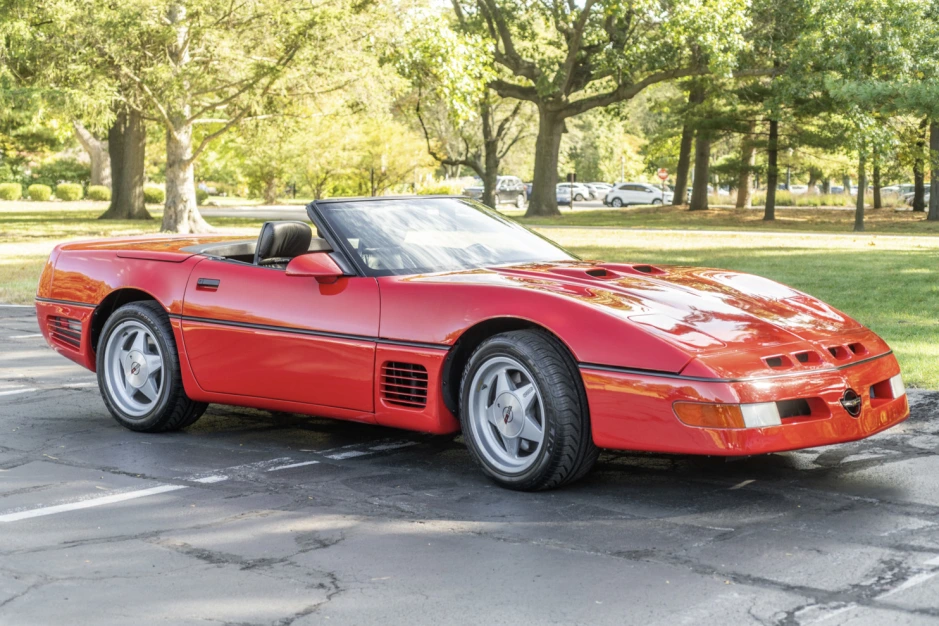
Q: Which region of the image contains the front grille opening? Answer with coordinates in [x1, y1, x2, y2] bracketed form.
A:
[764, 355, 792, 369]
[631, 264, 664, 274]
[848, 342, 868, 356]
[794, 350, 820, 364]
[586, 268, 611, 277]
[48, 316, 82, 349]
[776, 398, 812, 419]
[828, 345, 850, 360]
[381, 362, 428, 409]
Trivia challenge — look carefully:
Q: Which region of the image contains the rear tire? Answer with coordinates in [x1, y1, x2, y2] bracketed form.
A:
[459, 330, 599, 491]
[515, 193, 526, 209]
[96, 301, 208, 433]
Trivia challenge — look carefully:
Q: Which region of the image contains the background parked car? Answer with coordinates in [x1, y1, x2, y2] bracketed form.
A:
[604, 182, 668, 207]
[586, 182, 613, 198]
[462, 175, 527, 207]
[555, 182, 592, 201]
[556, 184, 573, 206]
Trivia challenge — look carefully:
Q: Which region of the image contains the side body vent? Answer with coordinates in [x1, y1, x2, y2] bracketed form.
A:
[381, 362, 428, 408]
[48, 316, 82, 349]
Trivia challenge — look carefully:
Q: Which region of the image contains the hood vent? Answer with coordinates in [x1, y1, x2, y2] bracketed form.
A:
[48, 316, 82, 349]
[381, 362, 428, 408]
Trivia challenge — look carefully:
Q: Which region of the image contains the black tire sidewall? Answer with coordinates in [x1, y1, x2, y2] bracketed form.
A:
[96, 303, 179, 431]
[459, 333, 578, 489]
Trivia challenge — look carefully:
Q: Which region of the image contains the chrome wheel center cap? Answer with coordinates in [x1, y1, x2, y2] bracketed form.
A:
[494, 393, 524, 438]
[126, 350, 148, 388]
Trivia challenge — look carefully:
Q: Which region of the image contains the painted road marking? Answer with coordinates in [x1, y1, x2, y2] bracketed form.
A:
[0, 388, 37, 397]
[326, 450, 370, 460]
[0, 484, 187, 523]
[193, 475, 228, 484]
[268, 460, 320, 472]
[8, 334, 42, 339]
[876, 571, 937, 599]
[369, 441, 419, 452]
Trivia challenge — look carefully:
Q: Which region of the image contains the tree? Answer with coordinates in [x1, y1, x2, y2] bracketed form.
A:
[73, 121, 110, 188]
[451, 0, 750, 216]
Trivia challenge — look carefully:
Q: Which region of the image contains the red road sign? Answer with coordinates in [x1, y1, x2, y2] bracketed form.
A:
[657, 168, 669, 180]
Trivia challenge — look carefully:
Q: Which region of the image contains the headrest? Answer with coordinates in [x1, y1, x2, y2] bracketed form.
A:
[254, 221, 313, 265]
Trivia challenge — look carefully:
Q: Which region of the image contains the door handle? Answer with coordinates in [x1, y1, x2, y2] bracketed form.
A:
[196, 278, 220, 291]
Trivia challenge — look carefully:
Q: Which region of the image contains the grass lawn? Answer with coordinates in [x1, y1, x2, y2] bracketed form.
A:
[515, 204, 939, 236]
[1, 205, 936, 388]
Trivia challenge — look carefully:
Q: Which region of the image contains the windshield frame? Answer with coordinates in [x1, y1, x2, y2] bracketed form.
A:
[306, 196, 578, 278]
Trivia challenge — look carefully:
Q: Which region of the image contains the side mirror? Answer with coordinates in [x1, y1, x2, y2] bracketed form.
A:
[285, 252, 344, 284]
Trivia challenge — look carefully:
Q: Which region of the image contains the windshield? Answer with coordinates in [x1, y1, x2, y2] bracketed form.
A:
[315, 197, 574, 277]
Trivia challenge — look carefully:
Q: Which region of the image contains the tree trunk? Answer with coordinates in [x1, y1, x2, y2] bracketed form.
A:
[481, 103, 499, 209]
[161, 3, 212, 233]
[689, 130, 711, 211]
[162, 120, 212, 233]
[807, 171, 818, 194]
[263, 178, 278, 204]
[99, 109, 150, 220]
[842, 175, 852, 195]
[872, 161, 882, 209]
[764, 119, 779, 221]
[525, 107, 565, 217]
[673, 86, 704, 207]
[73, 121, 111, 188]
[913, 118, 927, 212]
[929, 121, 939, 222]
[735, 122, 756, 209]
[855, 152, 866, 232]
[822, 179, 830, 194]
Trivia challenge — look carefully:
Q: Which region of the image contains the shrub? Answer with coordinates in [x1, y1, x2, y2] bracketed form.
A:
[196, 188, 209, 205]
[55, 183, 84, 201]
[144, 186, 165, 204]
[86, 185, 111, 201]
[27, 184, 53, 201]
[417, 182, 463, 195]
[31, 159, 90, 187]
[0, 183, 22, 200]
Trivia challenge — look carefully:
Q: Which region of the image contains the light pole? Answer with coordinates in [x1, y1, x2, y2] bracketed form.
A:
[786, 147, 793, 190]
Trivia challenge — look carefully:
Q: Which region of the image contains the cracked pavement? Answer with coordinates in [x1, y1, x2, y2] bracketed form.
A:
[1, 306, 938, 625]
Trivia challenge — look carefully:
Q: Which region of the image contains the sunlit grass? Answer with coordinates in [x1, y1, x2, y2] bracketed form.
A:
[516, 205, 939, 235]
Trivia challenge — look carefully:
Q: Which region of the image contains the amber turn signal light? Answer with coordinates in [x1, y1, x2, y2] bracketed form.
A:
[674, 402, 783, 429]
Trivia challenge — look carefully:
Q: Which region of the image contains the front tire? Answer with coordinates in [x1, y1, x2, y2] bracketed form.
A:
[97, 301, 207, 433]
[611, 197, 623, 208]
[459, 330, 599, 491]
[652, 198, 663, 205]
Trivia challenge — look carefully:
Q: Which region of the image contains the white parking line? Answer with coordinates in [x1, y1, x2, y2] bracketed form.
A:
[326, 450, 371, 460]
[369, 441, 419, 452]
[0, 304, 34, 308]
[0, 388, 37, 397]
[876, 571, 938, 599]
[8, 334, 42, 339]
[267, 460, 320, 472]
[192, 475, 228, 484]
[0, 484, 187, 523]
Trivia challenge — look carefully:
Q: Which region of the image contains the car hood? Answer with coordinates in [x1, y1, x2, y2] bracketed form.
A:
[410, 260, 885, 374]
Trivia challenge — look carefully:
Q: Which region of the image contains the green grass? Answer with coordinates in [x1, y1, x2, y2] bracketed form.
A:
[516, 204, 939, 235]
[538, 227, 939, 390]
[1, 207, 936, 389]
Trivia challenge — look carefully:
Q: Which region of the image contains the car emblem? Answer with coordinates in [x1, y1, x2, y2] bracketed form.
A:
[841, 389, 862, 417]
[130, 362, 141, 376]
[502, 406, 514, 424]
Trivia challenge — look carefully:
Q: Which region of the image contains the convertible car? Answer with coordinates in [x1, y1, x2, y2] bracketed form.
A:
[36, 197, 909, 490]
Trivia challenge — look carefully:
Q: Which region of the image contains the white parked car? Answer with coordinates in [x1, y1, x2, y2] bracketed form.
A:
[556, 182, 593, 201]
[585, 182, 613, 198]
[604, 182, 668, 207]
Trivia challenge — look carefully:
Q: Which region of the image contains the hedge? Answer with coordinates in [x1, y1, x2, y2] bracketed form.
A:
[87, 185, 111, 201]
[55, 183, 84, 201]
[144, 186, 165, 204]
[196, 188, 209, 205]
[28, 184, 53, 201]
[0, 183, 23, 200]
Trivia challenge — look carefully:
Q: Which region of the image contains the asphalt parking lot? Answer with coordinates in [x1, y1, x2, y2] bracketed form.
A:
[2, 305, 939, 625]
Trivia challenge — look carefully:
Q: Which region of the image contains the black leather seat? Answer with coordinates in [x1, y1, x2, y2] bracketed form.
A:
[253, 221, 313, 269]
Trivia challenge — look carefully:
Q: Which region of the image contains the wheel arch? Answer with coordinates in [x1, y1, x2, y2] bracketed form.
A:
[90, 288, 164, 354]
[440, 316, 577, 418]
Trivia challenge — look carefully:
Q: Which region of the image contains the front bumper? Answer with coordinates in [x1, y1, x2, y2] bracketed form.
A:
[582, 352, 909, 455]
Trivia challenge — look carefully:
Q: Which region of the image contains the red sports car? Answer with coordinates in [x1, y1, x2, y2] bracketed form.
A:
[36, 197, 909, 490]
